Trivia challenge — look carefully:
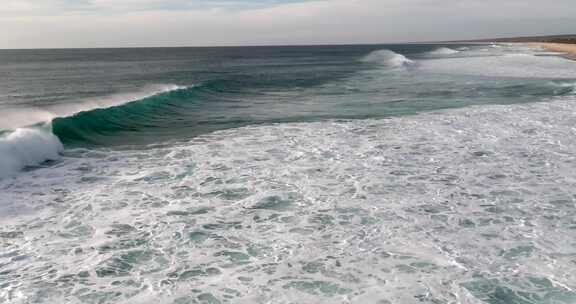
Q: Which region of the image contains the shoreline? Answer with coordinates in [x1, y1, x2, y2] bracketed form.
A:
[529, 42, 576, 59]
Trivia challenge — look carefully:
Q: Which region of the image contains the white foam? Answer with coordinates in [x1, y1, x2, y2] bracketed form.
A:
[0, 84, 192, 178]
[552, 81, 576, 94]
[418, 45, 576, 78]
[0, 84, 187, 130]
[361, 49, 414, 68]
[0, 127, 63, 179]
[427, 47, 460, 55]
[2, 96, 576, 303]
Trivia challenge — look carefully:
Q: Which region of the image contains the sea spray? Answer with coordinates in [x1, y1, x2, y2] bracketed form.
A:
[0, 84, 188, 130]
[427, 47, 460, 55]
[0, 127, 63, 178]
[361, 49, 414, 68]
[418, 48, 576, 78]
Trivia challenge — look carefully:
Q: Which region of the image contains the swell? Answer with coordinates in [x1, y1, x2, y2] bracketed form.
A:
[0, 83, 225, 178]
[51, 81, 228, 146]
[0, 84, 186, 130]
[0, 127, 63, 179]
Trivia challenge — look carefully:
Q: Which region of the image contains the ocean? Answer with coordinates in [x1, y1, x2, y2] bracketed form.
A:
[1, 43, 576, 303]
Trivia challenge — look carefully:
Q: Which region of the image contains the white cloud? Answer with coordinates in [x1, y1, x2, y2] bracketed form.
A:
[1, 0, 575, 48]
[0, 0, 322, 15]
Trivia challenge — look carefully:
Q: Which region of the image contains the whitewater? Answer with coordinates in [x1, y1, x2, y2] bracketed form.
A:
[1, 43, 576, 304]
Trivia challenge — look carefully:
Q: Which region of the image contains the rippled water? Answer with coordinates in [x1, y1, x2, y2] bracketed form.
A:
[1, 43, 576, 303]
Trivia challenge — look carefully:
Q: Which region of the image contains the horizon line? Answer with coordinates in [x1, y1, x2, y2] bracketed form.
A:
[0, 41, 489, 51]
[1, 33, 573, 51]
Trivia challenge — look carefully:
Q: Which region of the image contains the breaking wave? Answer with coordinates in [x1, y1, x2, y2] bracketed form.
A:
[0, 127, 63, 179]
[50, 84, 204, 145]
[418, 46, 576, 78]
[0, 84, 193, 178]
[427, 47, 460, 55]
[361, 49, 414, 68]
[0, 84, 187, 130]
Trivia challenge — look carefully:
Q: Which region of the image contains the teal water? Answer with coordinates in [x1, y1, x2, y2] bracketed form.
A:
[1, 44, 576, 304]
[1, 44, 574, 147]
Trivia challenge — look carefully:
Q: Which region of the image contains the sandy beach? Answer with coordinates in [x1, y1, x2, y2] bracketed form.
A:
[532, 42, 576, 59]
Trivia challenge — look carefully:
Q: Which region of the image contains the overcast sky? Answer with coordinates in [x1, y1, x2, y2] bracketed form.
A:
[1, 0, 575, 48]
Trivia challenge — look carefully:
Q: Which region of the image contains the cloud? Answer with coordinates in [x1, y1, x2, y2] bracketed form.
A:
[0, 0, 320, 15]
[1, 0, 575, 48]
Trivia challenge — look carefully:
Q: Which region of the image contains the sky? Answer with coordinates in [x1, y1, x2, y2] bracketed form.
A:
[1, 0, 575, 48]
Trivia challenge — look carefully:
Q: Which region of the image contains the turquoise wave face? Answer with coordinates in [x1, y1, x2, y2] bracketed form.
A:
[54, 81, 572, 146]
[51, 85, 208, 146]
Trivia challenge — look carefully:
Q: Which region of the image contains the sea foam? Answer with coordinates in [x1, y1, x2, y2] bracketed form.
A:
[427, 47, 460, 55]
[3, 96, 576, 302]
[418, 44, 576, 78]
[361, 49, 414, 68]
[0, 128, 63, 178]
[0, 85, 190, 177]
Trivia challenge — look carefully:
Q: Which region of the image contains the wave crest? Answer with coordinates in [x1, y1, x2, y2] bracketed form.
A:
[51, 82, 223, 146]
[0, 128, 63, 179]
[427, 47, 460, 56]
[0, 84, 192, 177]
[361, 50, 414, 68]
[0, 84, 187, 130]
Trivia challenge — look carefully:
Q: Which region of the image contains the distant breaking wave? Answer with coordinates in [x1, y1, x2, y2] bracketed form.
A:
[361, 50, 414, 68]
[426, 47, 460, 55]
[418, 48, 576, 78]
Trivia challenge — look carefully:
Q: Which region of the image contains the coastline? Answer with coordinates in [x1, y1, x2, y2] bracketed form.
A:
[529, 42, 576, 59]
